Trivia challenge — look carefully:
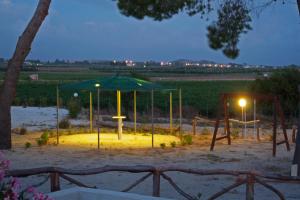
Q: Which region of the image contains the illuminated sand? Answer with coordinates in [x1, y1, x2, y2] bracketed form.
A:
[52, 133, 180, 149]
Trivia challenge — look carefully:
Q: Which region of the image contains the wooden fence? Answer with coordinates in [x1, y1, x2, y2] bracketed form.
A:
[6, 165, 300, 200]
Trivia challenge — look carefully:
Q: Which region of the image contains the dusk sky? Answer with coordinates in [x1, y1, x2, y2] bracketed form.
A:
[0, 0, 299, 66]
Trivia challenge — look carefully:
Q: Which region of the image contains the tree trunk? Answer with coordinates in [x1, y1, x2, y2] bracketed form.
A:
[0, 0, 51, 149]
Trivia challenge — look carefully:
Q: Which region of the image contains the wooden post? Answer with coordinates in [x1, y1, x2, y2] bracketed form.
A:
[151, 90, 154, 148]
[192, 119, 196, 135]
[210, 95, 223, 151]
[179, 88, 182, 134]
[273, 102, 277, 157]
[293, 125, 297, 143]
[56, 85, 59, 145]
[246, 174, 255, 200]
[256, 124, 261, 141]
[224, 96, 231, 145]
[90, 92, 93, 133]
[50, 172, 60, 192]
[170, 91, 173, 134]
[98, 127, 100, 150]
[134, 90, 137, 133]
[152, 170, 160, 197]
[254, 99, 256, 139]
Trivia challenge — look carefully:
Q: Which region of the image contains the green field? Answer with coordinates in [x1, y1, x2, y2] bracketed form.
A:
[12, 80, 252, 118]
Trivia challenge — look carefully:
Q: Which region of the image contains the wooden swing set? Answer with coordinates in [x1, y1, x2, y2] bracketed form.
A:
[210, 92, 290, 156]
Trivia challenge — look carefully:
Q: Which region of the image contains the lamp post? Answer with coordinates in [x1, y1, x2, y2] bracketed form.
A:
[95, 83, 100, 121]
[239, 98, 247, 138]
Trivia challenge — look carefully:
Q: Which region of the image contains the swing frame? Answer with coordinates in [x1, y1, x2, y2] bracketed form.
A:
[210, 92, 290, 157]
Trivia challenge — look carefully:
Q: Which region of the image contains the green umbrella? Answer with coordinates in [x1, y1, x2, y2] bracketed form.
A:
[59, 75, 165, 92]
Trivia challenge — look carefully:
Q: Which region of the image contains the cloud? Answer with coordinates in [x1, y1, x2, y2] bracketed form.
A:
[0, 0, 12, 6]
[84, 21, 97, 27]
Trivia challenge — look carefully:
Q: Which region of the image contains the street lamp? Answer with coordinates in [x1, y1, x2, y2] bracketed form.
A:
[238, 98, 247, 137]
[95, 83, 100, 121]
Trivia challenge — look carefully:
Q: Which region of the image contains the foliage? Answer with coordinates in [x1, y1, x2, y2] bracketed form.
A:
[67, 97, 81, 118]
[170, 141, 177, 148]
[36, 132, 49, 146]
[117, 0, 213, 21]
[201, 127, 211, 135]
[19, 127, 27, 135]
[180, 134, 193, 145]
[59, 119, 70, 129]
[207, 0, 251, 58]
[160, 143, 166, 149]
[231, 127, 240, 139]
[0, 152, 52, 199]
[250, 68, 300, 117]
[24, 142, 31, 149]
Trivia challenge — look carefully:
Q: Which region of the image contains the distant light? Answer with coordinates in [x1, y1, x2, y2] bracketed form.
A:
[95, 83, 100, 87]
[137, 83, 142, 86]
[238, 98, 247, 108]
[74, 93, 78, 97]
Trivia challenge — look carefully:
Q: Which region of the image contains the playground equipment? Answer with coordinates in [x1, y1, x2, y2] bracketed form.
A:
[56, 76, 181, 147]
[210, 92, 290, 156]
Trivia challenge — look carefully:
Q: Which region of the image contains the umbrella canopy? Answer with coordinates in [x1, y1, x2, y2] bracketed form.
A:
[59, 75, 171, 92]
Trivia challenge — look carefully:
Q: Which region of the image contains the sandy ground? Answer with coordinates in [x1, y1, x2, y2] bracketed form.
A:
[5, 106, 300, 200]
[11, 106, 68, 131]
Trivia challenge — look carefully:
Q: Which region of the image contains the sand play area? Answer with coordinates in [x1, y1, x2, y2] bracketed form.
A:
[3, 107, 299, 199]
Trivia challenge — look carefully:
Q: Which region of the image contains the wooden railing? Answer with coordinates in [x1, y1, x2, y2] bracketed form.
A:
[6, 165, 300, 200]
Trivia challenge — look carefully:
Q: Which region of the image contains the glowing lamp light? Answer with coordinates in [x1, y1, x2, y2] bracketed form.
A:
[95, 83, 100, 87]
[238, 98, 247, 108]
[73, 92, 78, 97]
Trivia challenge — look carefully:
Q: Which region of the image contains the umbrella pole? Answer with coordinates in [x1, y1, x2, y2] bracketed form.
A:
[90, 92, 93, 133]
[117, 90, 122, 140]
[134, 90, 137, 133]
[56, 85, 59, 145]
[179, 88, 182, 134]
[97, 88, 100, 121]
[170, 91, 173, 134]
[151, 90, 154, 148]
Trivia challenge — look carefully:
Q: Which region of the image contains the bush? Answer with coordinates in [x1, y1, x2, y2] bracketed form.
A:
[39, 97, 48, 107]
[170, 141, 176, 148]
[231, 128, 240, 139]
[160, 143, 166, 149]
[25, 142, 31, 149]
[20, 127, 27, 135]
[59, 119, 70, 129]
[36, 132, 49, 146]
[180, 135, 193, 146]
[28, 97, 35, 106]
[201, 128, 211, 135]
[67, 98, 81, 118]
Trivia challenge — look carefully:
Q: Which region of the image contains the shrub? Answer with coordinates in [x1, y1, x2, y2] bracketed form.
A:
[36, 132, 49, 146]
[180, 135, 193, 146]
[13, 97, 21, 106]
[25, 142, 31, 149]
[67, 98, 81, 118]
[40, 97, 48, 107]
[20, 127, 27, 135]
[59, 118, 70, 129]
[170, 141, 176, 148]
[160, 143, 166, 149]
[231, 128, 240, 139]
[201, 128, 211, 135]
[28, 97, 35, 106]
